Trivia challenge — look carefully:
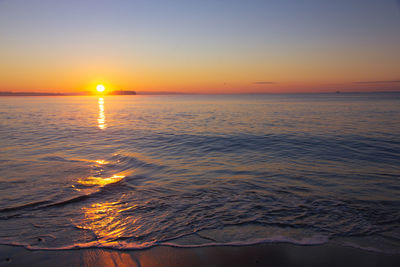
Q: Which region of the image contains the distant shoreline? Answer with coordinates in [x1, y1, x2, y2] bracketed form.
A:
[0, 92, 67, 96]
[0, 91, 136, 96]
[0, 91, 399, 96]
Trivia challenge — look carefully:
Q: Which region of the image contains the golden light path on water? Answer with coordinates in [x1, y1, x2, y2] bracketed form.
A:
[98, 97, 106, 130]
[73, 172, 141, 245]
[77, 175, 125, 187]
[73, 98, 142, 247]
[76, 201, 138, 243]
[72, 152, 142, 246]
[95, 159, 109, 165]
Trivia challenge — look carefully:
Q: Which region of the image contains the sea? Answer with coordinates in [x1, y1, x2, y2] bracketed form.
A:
[0, 93, 399, 253]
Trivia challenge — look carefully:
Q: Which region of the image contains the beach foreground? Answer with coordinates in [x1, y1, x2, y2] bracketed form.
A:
[1, 243, 399, 267]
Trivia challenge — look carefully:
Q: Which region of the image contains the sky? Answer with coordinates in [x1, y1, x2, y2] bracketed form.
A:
[0, 0, 399, 94]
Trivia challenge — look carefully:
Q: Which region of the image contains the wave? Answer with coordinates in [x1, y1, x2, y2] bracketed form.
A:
[33, 174, 127, 208]
[1, 175, 127, 214]
[40, 156, 79, 162]
[42, 193, 97, 208]
[0, 200, 52, 213]
[3, 235, 399, 255]
[0, 234, 329, 251]
[162, 235, 330, 248]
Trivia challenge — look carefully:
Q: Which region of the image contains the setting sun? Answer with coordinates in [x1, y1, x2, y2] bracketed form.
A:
[96, 84, 105, 93]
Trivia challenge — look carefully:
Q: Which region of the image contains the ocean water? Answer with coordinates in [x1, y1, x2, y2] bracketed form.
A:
[0, 93, 399, 253]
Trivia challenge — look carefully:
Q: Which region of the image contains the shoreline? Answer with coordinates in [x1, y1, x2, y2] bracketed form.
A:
[1, 242, 399, 267]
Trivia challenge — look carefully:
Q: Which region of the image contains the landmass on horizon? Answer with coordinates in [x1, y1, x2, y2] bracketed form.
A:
[0, 90, 200, 96]
[1, 90, 399, 96]
[0, 90, 136, 96]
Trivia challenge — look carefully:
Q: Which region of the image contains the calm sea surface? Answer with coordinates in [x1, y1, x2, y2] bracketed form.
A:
[0, 94, 399, 252]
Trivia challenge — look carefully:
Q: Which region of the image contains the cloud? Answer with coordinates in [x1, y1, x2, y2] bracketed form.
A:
[353, 80, 400, 84]
[253, 82, 277, 85]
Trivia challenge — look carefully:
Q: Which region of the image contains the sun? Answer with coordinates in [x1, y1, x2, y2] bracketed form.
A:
[96, 84, 105, 93]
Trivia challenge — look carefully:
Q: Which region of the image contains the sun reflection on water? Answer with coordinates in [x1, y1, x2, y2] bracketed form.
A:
[77, 174, 125, 187]
[72, 158, 141, 245]
[75, 201, 140, 244]
[95, 159, 109, 165]
[98, 97, 106, 130]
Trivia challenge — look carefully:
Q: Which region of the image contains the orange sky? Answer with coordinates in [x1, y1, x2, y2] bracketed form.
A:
[0, 1, 399, 94]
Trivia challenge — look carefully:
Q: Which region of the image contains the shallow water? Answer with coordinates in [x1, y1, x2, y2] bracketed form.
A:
[0, 93, 399, 252]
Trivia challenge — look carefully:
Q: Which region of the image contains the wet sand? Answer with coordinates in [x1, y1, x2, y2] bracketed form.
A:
[1, 243, 399, 267]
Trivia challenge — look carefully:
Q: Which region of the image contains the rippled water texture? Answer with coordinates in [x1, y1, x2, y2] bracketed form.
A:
[0, 94, 399, 252]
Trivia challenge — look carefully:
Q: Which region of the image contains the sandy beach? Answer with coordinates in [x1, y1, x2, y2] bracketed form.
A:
[1, 243, 399, 267]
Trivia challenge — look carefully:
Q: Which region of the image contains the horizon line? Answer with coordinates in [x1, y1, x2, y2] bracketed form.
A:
[1, 90, 400, 97]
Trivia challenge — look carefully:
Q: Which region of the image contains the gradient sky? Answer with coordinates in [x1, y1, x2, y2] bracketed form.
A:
[1, 0, 399, 93]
